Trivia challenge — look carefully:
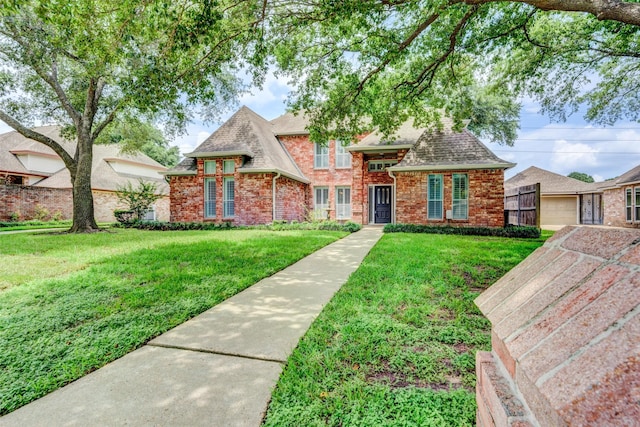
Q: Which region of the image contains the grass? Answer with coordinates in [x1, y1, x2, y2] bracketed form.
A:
[0, 228, 346, 415]
[263, 232, 547, 426]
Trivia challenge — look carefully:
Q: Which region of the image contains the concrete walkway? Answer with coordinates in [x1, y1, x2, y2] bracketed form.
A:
[1, 227, 383, 427]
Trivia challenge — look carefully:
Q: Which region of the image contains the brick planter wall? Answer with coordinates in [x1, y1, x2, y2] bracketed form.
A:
[0, 184, 73, 221]
[475, 226, 640, 426]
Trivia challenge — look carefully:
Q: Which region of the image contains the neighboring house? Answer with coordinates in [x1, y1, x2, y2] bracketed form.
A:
[0, 125, 169, 222]
[601, 164, 640, 228]
[165, 106, 515, 227]
[505, 166, 603, 228]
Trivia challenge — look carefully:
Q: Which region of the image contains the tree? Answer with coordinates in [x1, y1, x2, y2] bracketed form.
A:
[115, 179, 163, 222]
[568, 172, 595, 183]
[96, 119, 180, 168]
[266, 1, 640, 144]
[0, 0, 266, 232]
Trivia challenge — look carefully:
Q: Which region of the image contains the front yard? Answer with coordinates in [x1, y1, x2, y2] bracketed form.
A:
[0, 228, 346, 415]
[263, 232, 546, 426]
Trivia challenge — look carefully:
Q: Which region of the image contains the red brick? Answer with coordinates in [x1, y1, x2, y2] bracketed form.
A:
[619, 242, 640, 265]
[492, 331, 516, 379]
[561, 226, 640, 259]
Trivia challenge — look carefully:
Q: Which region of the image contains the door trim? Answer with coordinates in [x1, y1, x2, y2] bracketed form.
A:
[368, 184, 394, 224]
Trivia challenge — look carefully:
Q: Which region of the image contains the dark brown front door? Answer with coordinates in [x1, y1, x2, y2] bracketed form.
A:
[374, 186, 392, 224]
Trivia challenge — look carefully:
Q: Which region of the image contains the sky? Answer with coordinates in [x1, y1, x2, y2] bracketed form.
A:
[1, 70, 638, 182]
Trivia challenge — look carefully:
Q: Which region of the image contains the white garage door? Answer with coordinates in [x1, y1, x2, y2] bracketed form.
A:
[541, 196, 578, 226]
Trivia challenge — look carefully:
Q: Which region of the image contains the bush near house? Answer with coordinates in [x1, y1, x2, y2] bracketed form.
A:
[384, 223, 541, 238]
[116, 220, 362, 233]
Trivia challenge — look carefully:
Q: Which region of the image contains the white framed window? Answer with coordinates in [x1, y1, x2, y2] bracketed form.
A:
[223, 160, 235, 174]
[452, 173, 468, 220]
[204, 160, 216, 175]
[314, 143, 329, 169]
[223, 177, 234, 218]
[336, 186, 351, 219]
[428, 174, 443, 220]
[142, 205, 156, 221]
[627, 188, 633, 222]
[368, 160, 397, 171]
[335, 141, 351, 168]
[204, 178, 216, 218]
[314, 187, 329, 219]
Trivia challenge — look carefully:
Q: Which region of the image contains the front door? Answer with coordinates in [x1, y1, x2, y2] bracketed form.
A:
[374, 186, 392, 224]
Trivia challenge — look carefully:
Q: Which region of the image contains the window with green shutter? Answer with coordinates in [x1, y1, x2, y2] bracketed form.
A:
[452, 174, 468, 220]
[428, 174, 443, 220]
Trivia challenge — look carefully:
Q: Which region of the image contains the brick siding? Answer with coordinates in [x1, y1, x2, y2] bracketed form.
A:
[394, 169, 505, 227]
[603, 185, 640, 228]
[0, 184, 167, 222]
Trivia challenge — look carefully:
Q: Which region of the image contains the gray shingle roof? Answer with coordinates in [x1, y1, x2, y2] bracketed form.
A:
[270, 111, 311, 136]
[170, 106, 308, 183]
[0, 125, 72, 177]
[390, 124, 515, 171]
[505, 166, 599, 194]
[612, 164, 640, 186]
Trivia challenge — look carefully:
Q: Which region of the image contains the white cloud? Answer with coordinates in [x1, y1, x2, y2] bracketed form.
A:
[550, 139, 599, 172]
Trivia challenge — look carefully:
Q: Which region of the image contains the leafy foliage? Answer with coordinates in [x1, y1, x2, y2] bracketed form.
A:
[115, 179, 163, 221]
[116, 219, 362, 233]
[568, 171, 595, 183]
[266, 1, 640, 144]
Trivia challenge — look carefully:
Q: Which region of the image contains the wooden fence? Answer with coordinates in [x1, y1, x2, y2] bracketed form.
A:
[504, 183, 540, 227]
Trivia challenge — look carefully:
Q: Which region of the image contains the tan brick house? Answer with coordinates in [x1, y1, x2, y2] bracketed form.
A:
[602, 164, 640, 228]
[165, 106, 515, 226]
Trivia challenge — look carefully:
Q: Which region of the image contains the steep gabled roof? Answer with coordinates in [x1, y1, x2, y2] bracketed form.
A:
[169, 106, 308, 183]
[505, 166, 599, 194]
[389, 122, 515, 171]
[270, 111, 311, 136]
[0, 125, 72, 177]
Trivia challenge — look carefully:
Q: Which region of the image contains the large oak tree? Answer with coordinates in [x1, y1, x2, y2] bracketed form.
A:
[0, 0, 266, 232]
[266, 0, 639, 145]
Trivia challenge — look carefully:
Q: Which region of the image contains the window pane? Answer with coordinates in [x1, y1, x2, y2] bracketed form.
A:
[204, 161, 216, 174]
[223, 178, 234, 217]
[314, 144, 329, 168]
[428, 174, 443, 219]
[452, 174, 468, 219]
[314, 187, 329, 219]
[205, 178, 216, 218]
[635, 188, 640, 222]
[223, 160, 235, 174]
[335, 141, 351, 168]
[336, 187, 351, 219]
[627, 189, 633, 221]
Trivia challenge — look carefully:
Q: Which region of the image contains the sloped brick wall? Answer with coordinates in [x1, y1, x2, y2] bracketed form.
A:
[475, 226, 640, 426]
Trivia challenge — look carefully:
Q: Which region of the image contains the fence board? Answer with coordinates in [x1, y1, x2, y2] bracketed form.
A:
[504, 183, 540, 227]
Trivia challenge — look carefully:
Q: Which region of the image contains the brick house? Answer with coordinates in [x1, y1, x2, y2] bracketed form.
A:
[602, 164, 640, 228]
[165, 106, 515, 226]
[0, 125, 169, 222]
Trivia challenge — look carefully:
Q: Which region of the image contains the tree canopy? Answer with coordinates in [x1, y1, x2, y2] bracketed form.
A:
[0, 0, 266, 231]
[266, 0, 640, 145]
[568, 171, 595, 183]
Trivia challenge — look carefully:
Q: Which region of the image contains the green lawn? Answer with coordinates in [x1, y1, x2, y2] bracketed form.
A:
[263, 232, 546, 426]
[0, 228, 346, 415]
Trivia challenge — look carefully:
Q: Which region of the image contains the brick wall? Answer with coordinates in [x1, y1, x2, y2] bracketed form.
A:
[168, 157, 307, 225]
[0, 184, 73, 221]
[475, 226, 640, 426]
[603, 185, 640, 228]
[394, 168, 505, 227]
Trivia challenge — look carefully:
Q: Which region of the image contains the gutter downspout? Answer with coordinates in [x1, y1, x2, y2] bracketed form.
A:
[388, 169, 396, 224]
[272, 172, 281, 222]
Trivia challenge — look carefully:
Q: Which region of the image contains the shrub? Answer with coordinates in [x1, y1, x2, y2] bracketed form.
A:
[9, 211, 21, 222]
[115, 179, 162, 221]
[383, 223, 541, 238]
[33, 205, 50, 221]
[118, 220, 362, 233]
[51, 211, 64, 222]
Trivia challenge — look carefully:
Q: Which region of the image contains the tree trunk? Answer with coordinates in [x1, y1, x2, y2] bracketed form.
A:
[68, 136, 99, 232]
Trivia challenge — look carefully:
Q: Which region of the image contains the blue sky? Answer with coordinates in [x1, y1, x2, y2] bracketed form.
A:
[174, 71, 640, 182]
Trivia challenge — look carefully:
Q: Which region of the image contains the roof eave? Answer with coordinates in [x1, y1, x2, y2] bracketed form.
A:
[238, 167, 310, 184]
[347, 144, 414, 153]
[388, 162, 516, 172]
[186, 150, 254, 158]
[160, 170, 196, 176]
[103, 157, 167, 171]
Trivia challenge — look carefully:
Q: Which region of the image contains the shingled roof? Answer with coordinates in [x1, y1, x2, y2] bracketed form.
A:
[506, 166, 599, 194]
[389, 123, 515, 171]
[168, 106, 308, 183]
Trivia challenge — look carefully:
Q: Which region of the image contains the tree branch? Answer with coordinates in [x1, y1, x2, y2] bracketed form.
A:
[464, 0, 640, 26]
